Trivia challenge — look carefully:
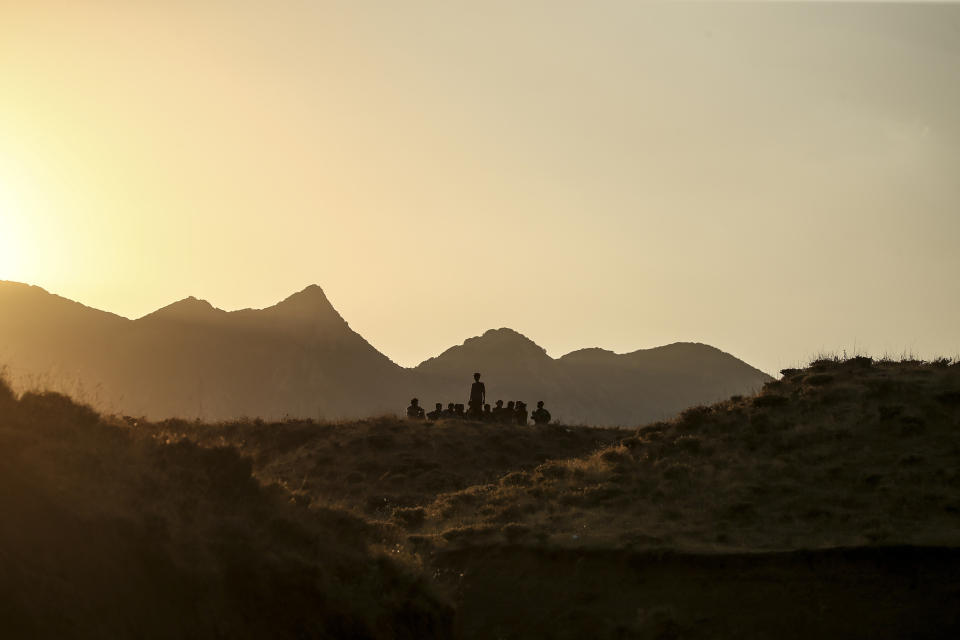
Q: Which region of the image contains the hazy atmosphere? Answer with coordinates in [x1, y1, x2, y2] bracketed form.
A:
[2, 1, 958, 375]
[4, 4, 960, 639]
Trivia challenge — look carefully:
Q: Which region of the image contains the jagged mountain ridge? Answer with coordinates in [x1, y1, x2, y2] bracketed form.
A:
[0, 281, 772, 424]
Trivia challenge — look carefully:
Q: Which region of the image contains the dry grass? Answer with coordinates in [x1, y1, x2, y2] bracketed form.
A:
[4, 356, 959, 639]
[142, 417, 625, 522]
[409, 357, 960, 552]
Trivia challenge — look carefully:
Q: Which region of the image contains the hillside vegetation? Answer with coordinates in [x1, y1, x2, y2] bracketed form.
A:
[0, 379, 451, 639]
[3, 356, 959, 638]
[414, 357, 960, 551]
[149, 418, 625, 521]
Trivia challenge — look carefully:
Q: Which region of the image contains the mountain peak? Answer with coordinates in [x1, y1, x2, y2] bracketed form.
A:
[267, 285, 343, 320]
[559, 347, 619, 364]
[473, 327, 544, 349]
[141, 296, 221, 321]
[416, 327, 551, 370]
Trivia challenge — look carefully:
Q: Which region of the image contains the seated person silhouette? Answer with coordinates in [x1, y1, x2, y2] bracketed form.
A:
[454, 403, 466, 418]
[442, 402, 456, 419]
[426, 402, 443, 420]
[406, 398, 425, 419]
[515, 401, 529, 426]
[482, 403, 492, 421]
[501, 401, 515, 424]
[531, 400, 551, 425]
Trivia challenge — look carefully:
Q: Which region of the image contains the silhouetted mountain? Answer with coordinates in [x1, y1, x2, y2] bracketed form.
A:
[0, 281, 407, 420]
[0, 281, 771, 424]
[414, 329, 771, 425]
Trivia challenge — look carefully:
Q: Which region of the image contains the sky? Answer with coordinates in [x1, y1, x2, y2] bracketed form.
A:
[1, 1, 958, 375]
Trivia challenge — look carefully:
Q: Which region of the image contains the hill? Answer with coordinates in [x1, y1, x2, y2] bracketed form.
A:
[415, 357, 960, 550]
[2, 357, 958, 637]
[147, 416, 625, 521]
[0, 378, 451, 639]
[0, 281, 771, 424]
[405, 356, 960, 638]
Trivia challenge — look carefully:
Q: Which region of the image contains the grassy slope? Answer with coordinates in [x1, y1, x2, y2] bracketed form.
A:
[0, 382, 452, 640]
[414, 358, 960, 551]
[147, 418, 625, 521]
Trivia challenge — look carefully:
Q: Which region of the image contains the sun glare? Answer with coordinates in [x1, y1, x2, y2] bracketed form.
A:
[0, 184, 26, 281]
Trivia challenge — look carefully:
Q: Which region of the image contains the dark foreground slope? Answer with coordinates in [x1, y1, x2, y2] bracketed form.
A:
[0, 381, 452, 640]
[438, 545, 960, 639]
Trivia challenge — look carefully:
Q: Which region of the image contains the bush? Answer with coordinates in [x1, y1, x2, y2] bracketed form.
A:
[678, 405, 712, 429]
[753, 394, 789, 408]
[844, 356, 873, 368]
[675, 435, 703, 454]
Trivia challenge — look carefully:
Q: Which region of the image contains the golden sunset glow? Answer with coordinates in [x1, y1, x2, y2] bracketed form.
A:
[0, 1, 958, 373]
[0, 185, 27, 282]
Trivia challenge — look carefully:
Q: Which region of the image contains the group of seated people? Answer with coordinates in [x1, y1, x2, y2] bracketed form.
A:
[406, 398, 552, 425]
[405, 372, 552, 425]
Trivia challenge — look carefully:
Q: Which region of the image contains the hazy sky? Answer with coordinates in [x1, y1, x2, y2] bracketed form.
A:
[1, 1, 958, 375]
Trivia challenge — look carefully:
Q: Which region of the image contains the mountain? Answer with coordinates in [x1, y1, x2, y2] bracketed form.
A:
[415, 328, 771, 425]
[0, 282, 408, 420]
[0, 281, 771, 424]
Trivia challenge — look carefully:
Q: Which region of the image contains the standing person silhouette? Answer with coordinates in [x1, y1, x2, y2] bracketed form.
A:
[468, 372, 486, 417]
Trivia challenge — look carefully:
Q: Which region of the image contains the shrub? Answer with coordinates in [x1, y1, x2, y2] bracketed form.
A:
[599, 446, 633, 465]
[753, 395, 789, 408]
[678, 405, 712, 429]
[763, 380, 783, 392]
[675, 435, 703, 454]
[661, 462, 694, 481]
[806, 374, 834, 386]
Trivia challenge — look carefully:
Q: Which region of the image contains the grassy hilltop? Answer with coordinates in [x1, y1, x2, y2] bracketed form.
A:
[416, 356, 960, 552]
[2, 356, 959, 638]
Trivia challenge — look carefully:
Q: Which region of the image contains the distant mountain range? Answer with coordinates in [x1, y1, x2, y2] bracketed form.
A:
[0, 281, 772, 425]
